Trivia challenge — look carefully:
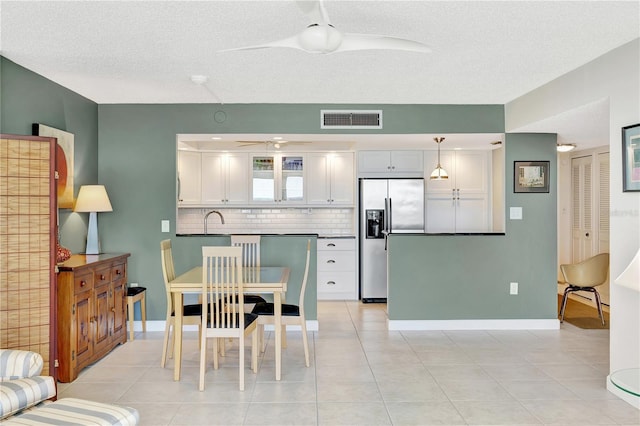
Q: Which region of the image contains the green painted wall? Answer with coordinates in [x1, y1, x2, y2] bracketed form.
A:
[96, 103, 504, 321]
[388, 133, 558, 320]
[0, 57, 99, 251]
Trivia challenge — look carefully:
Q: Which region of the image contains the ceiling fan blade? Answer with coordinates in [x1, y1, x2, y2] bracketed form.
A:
[236, 141, 265, 146]
[336, 33, 431, 53]
[218, 35, 303, 53]
[296, 1, 329, 24]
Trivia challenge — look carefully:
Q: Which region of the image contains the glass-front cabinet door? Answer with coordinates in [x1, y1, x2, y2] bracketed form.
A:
[252, 156, 275, 202]
[251, 154, 305, 204]
[280, 155, 304, 202]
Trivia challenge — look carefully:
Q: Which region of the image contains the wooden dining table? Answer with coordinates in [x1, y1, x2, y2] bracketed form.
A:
[169, 265, 290, 381]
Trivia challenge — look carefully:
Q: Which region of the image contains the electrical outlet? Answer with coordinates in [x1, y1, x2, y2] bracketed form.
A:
[510, 282, 518, 295]
[130, 282, 138, 287]
[161, 220, 170, 233]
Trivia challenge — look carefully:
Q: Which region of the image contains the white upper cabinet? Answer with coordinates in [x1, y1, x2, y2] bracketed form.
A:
[202, 152, 249, 205]
[177, 150, 202, 206]
[250, 153, 305, 204]
[307, 152, 355, 206]
[424, 150, 490, 233]
[358, 150, 424, 177]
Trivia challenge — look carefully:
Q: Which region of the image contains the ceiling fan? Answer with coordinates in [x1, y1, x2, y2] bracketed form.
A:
[236, 140, 313, 149]
[219, 0, 431, 55]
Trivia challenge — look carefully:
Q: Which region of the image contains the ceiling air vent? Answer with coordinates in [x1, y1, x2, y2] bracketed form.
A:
[321, 110, 383, 129]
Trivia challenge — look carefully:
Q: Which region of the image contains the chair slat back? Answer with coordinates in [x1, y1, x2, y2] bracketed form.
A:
[160, 239, 177, 313]
[202, 246, 244, 330]
[298, 239, 311, 310]
[231, 235, 261, 268]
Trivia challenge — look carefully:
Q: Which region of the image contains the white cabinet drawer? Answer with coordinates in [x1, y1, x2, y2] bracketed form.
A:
[317, 238, 356, 251]
[318, 251, 356, 272]
[317, 271, 356, 295]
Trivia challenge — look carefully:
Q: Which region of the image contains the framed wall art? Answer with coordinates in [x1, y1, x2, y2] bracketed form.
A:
[514, 161, 550, 193]
[622, 123, 640, 192]
[33, 123, 75, 208]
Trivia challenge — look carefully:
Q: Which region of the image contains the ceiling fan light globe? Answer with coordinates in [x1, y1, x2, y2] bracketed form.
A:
[298, 24, 343, 53]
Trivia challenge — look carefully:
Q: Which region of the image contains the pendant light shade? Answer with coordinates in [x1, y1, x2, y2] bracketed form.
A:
[430, 137, 448, 180]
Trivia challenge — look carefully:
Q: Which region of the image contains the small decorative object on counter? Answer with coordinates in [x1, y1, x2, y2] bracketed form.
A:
[56, 237, 71, 263]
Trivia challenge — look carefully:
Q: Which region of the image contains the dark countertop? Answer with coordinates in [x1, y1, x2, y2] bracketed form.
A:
[390, 232, 505, 236]
[176, 233, 319, 237]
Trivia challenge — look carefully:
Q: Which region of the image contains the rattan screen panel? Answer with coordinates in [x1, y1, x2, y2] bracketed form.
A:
[0, 135, 56, 375]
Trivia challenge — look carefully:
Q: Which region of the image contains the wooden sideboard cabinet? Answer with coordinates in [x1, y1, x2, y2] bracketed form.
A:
[56, 253, 130, 382]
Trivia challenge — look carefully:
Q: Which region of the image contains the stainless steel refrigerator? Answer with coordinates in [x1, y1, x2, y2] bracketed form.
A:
[360, 179, 425, 302]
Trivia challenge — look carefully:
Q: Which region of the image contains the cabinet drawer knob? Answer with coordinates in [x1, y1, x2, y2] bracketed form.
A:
[80, 280, 87, 287]
[100, 274, 106, 280]
[327, 260, 336, 264]
[115, 269, 122, 276]
[327, 243, 336, 247]
[327, 281, 336, 285]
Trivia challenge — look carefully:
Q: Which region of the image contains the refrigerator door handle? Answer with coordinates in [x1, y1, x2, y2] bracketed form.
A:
[387, 198, 393, 233]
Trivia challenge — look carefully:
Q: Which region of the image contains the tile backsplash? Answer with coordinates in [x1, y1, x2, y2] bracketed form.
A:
[177, 208, 355, 236]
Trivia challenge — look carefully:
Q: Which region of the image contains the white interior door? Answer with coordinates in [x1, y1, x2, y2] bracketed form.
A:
[571, 155, 593, 262]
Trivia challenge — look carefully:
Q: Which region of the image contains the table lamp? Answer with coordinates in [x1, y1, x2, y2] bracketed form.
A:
[615, 248, 640, 292]
[74, 185, 113, 255]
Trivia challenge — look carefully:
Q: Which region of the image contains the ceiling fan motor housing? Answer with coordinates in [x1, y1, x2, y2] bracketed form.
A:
[298, 24, 343, 53]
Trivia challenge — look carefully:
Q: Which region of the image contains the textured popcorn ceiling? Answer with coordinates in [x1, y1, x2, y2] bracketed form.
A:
[1, 1, 637, 149]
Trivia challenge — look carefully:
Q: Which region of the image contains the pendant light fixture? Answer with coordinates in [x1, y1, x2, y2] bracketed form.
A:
[430, 137, 448, 180]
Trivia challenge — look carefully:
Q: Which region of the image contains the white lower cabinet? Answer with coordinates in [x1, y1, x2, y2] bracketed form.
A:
[317, 238, 357, 300]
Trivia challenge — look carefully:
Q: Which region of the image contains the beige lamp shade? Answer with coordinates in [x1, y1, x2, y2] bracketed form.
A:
[74, 185, 112, 254]
[74, 185, 113, 212]
[615, 248, 640, 292]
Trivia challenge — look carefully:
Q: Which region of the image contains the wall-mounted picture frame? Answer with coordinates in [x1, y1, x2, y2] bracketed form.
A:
[622, 123, 640, 192]
[514, 161, 550, 193]
[33, 123, 75, 208]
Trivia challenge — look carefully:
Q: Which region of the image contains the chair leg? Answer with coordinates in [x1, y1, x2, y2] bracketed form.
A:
[161, 322, 171, 367]
[593, 289, 605, 325]
[251, 330, 258, 373]
[281, 325, 287, 348]
[300, 317, 310, 367]
[239, 335, 245, 391]
[559, 288, 571, 323]
[140, 295, 147, 333]
[127, 297, 135, 341]
[199, 332, 206, 391]
[213, 337, 219, 370]
[169, 324, 176, 359]
[258, 324, 265, 352]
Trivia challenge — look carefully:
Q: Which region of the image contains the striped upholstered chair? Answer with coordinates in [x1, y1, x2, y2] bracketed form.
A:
[0, 349, 139, 425]
[0, 349, 56, 420]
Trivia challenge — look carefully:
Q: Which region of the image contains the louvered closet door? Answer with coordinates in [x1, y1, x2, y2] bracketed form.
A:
[597, 153, 610, 254]
[596, 152, 610, 305]
[571, 155, 593, 262]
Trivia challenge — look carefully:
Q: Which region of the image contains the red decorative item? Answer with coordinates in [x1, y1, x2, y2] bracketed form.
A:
[56, 240, 71, 263]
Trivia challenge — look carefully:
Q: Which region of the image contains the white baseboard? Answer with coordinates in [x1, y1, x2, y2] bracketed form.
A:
[388, 319, 560, 331]
[607, 375, 640, 409]
[129, 320, 319, 332]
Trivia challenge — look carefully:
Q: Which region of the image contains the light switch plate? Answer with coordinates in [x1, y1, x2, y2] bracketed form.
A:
[161, 220, 170, 233]
[510, 207, 523, 220]
[510, 282, 518, 295]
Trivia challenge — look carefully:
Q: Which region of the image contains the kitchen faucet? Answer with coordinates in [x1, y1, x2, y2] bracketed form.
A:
[204, 210, 225, 234]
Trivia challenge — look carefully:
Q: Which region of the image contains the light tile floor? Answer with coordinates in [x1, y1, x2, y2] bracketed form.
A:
[57, 301, 640, 425]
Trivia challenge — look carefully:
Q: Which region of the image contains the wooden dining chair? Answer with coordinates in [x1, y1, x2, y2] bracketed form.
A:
[251, 239, 311, 367]
[199, 246, 258, 391]
[230, 235, 267, 309]
[160, 239, 202, 368]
